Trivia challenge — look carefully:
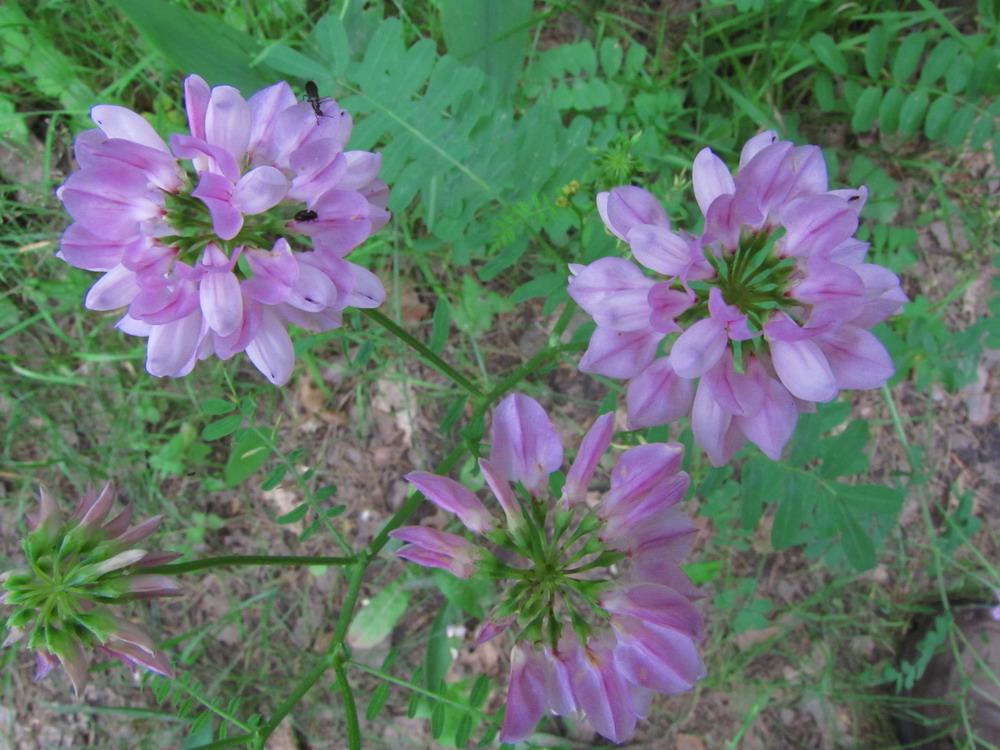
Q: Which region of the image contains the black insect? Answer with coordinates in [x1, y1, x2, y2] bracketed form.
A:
[304, 80, 325, 122]
[294, 209, 318, 222]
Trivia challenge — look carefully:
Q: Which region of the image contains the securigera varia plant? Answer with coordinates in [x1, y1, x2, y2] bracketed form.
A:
[569, 131, 907, 464]
[1, 484, 180, 694]
[390, 394, 705, 744]
[57, 74, 389, 385]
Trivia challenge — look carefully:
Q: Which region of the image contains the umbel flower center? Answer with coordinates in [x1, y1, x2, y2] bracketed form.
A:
[698, 226, 795, 330]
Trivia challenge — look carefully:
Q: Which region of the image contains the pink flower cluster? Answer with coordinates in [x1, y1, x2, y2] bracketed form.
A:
[57, 75, 389, 385]
[391, 394, 704, 744]
[569, 131, 906, 464]
[2, 484, 181, 694]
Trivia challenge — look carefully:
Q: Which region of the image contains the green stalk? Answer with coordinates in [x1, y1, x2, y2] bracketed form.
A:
[361, 308, 484, 399]
[142, 554, 355, 576]
[333, 651, 361, 750]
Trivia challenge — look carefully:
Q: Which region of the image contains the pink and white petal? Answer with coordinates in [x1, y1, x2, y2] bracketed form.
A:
[669, 318, 728, 379]
[339, 151, 383, 190]
[567, 257, 654, 330]
[191, 171, 243, 240]
[243, 240, 298, 305]
[232, 166, 288, 215]
[478, 458, 523, 529]
[247, 80, 298, 160]
[570, 643, 636, 744]
[245, 309, 295, 385]
[183, 74, 211, 141]
[200, 267, 243, 337]
[625, 357, 695, 429]
[815, 325, 895, 390]
[59, 165, 160, 238]
[58, 223, 133, 271]
[691, 376, 739, 466]
[579, 327, 664, 379]
[703, 352, 764, 417]
[562, 412, 615, 508]
[205, 85, 251, 163]
[736, 359, 797, 460]
[598, 185, 670, 240]
[342, 263, 386, 309]
[490, 394, 563, 495]
[738, 130, 779, 168]
[768, 336, 838, 402]
[692, 148, 735, 216]
[626, 224, 694, 276]
[90, 104, 170, 153]
[85, 265, 140, 310]
[828, 185, 869, 214]
[145, 311, 205, 378]
[778, 194, 859, 258]
[647, 284, 694, 334]
[405, 471, 495, 534]
[785, 145, 829, 200]
[499, 643, 549, 744]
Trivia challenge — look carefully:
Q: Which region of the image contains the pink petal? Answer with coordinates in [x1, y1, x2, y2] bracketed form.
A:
[567, 257, 655, 331]
[738, 130, 779, 168]
[85, 265, 140, 310]
[205, 85, 251, 163]
[191, 171, 243, 240]
[232, 165, 288, 214]
[736, 360, 797, 460]
[146, 311, 205, 377]
[768, 336, 838, 402]
[499, 643, 549, 744]
[692, 147, 735, 216]
[669, 318, 728, 379]
[562, 412, 615, 507]
[404, 471, 495, 534]
[815, 325, 895, 390]
[183, 74, 211, 141]
[597, 186, 670, 241]
[626, 224, 694, 276]
[245, 309, 295, 385]
[490, 394, 563, 496]
[579, 327, 664, 379]
[626, 357, 696, 429]
[478, 458, 523, 529]
[90, 104, 170, 153]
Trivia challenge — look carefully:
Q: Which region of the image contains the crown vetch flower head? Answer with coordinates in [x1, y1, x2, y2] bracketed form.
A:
[2, 483, 180, 694]
[570, 131, 906, 464]
[57, 75, 390, 385]
[394, 394, 705, 744]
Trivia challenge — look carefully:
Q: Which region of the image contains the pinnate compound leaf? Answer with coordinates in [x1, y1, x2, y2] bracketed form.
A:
[202, 414, 242, 441]
[366, 682, 391, 721]
[865, 24, 890, 77]
[201, 398, 235, 416]
[899, 89, 930, 136]
[810, 33, 847, 75]
[438, 0, 533, 99]
[878, 87, 905, 134]
[852, 86, 882, 132]
[920, 39, 960, 87]
[224, 429, 270, 486]
[924, 95, 955, 140]
[946, 54, 973, 94]
[891, 32, 926, 84]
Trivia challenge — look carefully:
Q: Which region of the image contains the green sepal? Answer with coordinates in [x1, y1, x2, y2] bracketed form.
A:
[8, 606, 36, 630]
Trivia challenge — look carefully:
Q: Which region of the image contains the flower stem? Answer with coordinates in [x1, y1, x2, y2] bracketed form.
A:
[361, 308, 484, 399]
[142, 554, 355, 576]
[333, 650, 361, 750]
